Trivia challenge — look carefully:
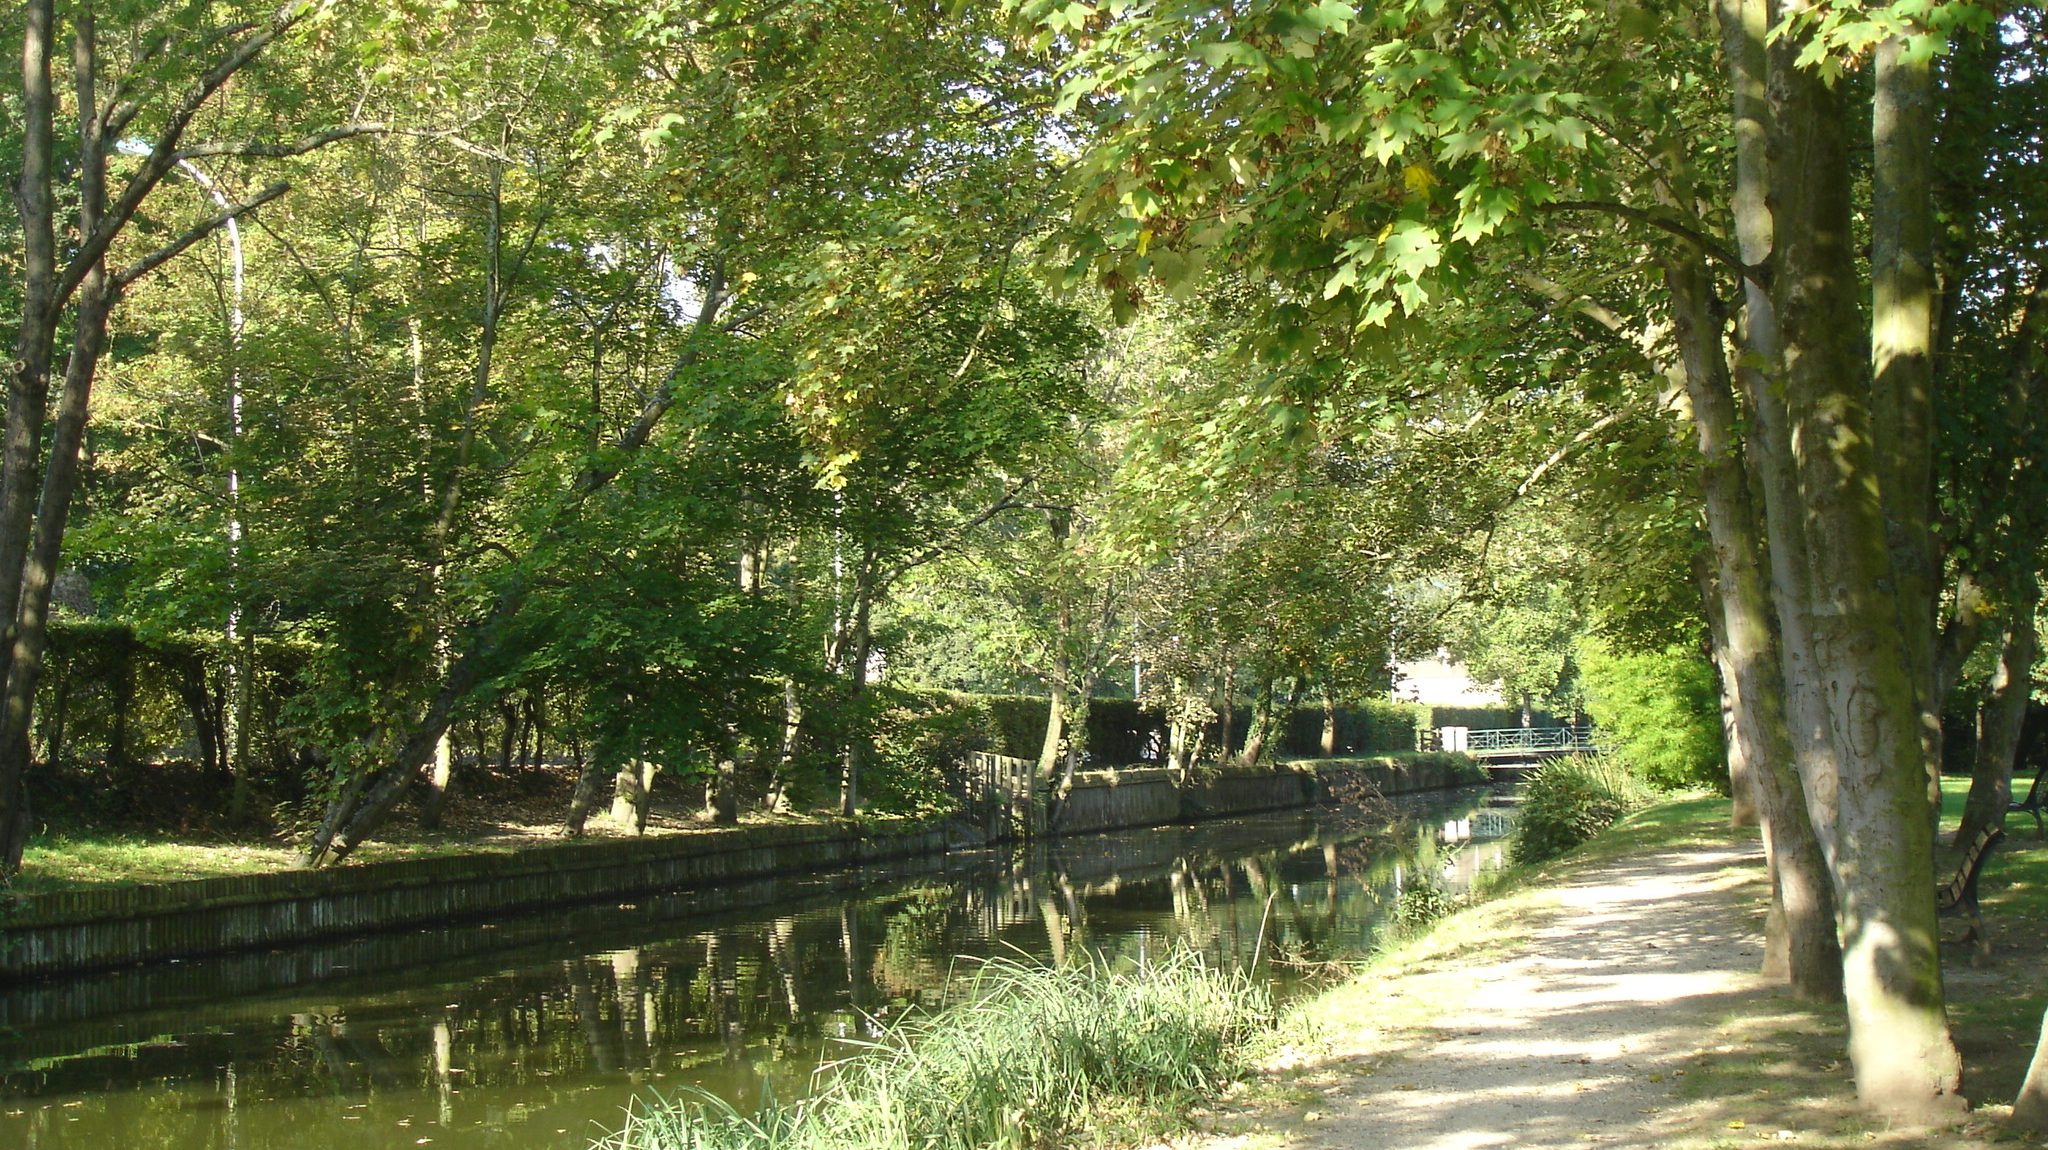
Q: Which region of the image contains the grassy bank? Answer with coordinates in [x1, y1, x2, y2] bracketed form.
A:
[596, 952, 1275, 1150]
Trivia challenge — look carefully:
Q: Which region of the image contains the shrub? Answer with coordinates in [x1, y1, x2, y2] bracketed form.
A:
[1391, 881, 1461, 933]
[1509, 755, 1659, 865]
[595, 950, 1274, 1150]
[1575, 639, 1727, 791]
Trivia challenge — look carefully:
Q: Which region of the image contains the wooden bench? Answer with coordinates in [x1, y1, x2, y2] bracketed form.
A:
[1938, 824, 2004, 963]
[2011, 760, 2048, 841]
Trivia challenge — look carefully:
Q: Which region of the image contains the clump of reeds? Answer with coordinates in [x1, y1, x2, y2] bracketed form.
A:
[595, 949, 1274, 1150]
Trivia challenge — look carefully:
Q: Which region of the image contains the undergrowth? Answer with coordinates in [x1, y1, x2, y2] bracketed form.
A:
[595, 950, 1274, 1150]
[1510, 754, 1661, 865]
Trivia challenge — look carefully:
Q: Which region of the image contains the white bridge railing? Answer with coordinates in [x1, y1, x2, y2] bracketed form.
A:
[1422, 725, 1598, 756]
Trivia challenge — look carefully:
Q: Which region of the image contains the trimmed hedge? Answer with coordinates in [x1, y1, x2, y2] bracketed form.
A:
[1418, 704, 1562, 730]
[895, 691, 1423, 765]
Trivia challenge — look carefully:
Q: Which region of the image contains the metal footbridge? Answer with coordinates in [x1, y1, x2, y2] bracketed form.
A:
[1421, 725, 1599, 763]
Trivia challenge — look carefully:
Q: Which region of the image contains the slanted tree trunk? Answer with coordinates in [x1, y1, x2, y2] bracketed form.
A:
[304, 263, 732, 865]
[563, 745, 614, 837]
[1955, 593, 2037, 850]
[1666, 244, 1840, 1001]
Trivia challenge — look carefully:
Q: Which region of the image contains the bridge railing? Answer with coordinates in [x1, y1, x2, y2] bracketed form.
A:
[1421, 725, 1598, 754]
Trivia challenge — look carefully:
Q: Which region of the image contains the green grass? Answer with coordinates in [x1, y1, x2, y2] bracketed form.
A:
[594, 951, 1275, 1150]
[7, 831, 542, 894]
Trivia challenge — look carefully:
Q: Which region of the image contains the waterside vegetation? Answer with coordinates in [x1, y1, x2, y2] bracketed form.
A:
[596, 952, 1275, 1150]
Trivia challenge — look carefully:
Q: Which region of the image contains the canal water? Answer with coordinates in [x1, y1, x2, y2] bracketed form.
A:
[0, 788, 1512, 1150]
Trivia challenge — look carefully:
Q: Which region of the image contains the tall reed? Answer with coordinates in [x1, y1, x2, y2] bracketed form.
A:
[595, 949, 1273, 1150]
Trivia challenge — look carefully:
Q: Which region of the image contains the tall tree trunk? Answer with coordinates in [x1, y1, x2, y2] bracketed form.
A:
[1215, 663, 1236, 760]
[562, 746, 613, 837]
[703, 755, 739, 825]
[611, 758, 657, 834]
[1769, 27, 1961, 1111]
[0, 5, 337, 872]
[836, 545, 876, 818]
[415, 736, 457, 831]
[1239, 675, 1281, 765]
[1695, 555, 1753, 826]
[1037, 601, 1073, 786]
[1320, 680, 1338, 757]
[767, 679, 800, 813]
[1870, 38, 1943, 821]
[1667, 246, 1840, 1000]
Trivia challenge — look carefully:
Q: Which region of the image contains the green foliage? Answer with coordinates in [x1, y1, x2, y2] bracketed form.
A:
[1576, 640, 1727, 792]
[866, 690, 1002, 816]
[1509, 755, 1660, 866]
[1279, 700, 1424, 756]
[595, 950, 1274, 1150]
[1391, 879, 1462, 934]
[1421, 705, 1560, 731]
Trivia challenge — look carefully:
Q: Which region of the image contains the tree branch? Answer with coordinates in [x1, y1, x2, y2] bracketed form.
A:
[879, 478, 1038, 589]
[53, 17, 293, 312]
[1539, 200, 1761, 287]
[175, 121, 388, 161]
[112, 181, 289, 291]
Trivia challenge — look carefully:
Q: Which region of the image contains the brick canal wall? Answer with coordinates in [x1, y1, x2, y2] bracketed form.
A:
[0, 752, 1483, 979]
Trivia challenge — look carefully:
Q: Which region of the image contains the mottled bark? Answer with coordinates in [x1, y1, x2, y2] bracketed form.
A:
[1668, 247, 1840, 1001]
[703, 756, 738, 825]
[611, 759, 657, 833]
[1770, 29, 1961, 1110]
[1870, 38, 1943, 816]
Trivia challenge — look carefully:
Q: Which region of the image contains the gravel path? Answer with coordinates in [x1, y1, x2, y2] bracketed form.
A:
[1179, 841, 1806, 1150]
[1301, 843, 1772, 1149]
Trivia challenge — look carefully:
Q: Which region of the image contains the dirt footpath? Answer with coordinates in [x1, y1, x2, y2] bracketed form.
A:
[1169, 841, 2015, 1150]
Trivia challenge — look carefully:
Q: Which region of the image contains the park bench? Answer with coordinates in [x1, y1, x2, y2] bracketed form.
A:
[2010, 759, 2048, 841]
[1938, 824, 2004, 963]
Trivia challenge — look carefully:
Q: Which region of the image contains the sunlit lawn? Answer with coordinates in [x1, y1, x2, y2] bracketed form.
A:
[9, 832, 531, 895]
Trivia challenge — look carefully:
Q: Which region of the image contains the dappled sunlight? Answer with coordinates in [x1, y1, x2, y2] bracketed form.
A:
[1172, 838, 1995, 1150]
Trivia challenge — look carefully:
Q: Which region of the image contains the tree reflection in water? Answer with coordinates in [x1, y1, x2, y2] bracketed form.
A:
[0, 793, 1509, 1150]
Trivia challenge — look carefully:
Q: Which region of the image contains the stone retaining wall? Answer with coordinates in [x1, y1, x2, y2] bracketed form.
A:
[1052, 752, 1484, 835]
[0, 820, 947, 979]
[0, 752, 1483, 979]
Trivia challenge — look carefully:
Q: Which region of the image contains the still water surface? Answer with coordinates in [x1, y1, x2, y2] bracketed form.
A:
[0, 790, 1511, 1150]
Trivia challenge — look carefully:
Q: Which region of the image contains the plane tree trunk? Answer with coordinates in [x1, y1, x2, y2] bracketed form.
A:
[1763, 26, 1962, 1112]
